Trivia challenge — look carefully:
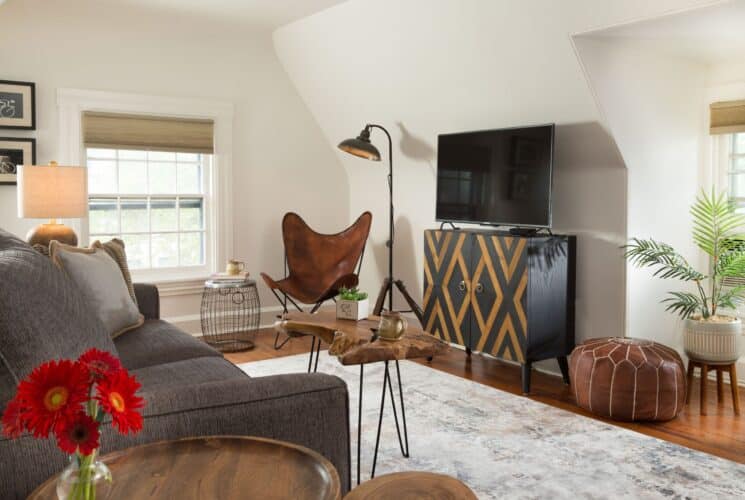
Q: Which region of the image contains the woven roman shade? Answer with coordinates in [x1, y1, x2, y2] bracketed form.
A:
[710, 100, 745, 135]
[82, 112, 214, 153]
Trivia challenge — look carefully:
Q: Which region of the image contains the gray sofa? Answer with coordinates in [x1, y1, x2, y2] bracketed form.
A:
[0, 229, 350, 498]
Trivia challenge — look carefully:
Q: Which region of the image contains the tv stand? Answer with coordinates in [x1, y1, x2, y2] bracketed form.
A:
[423, 227, 576, 394]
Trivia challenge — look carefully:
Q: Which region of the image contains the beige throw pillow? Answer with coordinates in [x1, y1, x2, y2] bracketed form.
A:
[33, 239, 137, 305]
[50, 241, 144, 338]
[92, 238, 138, 306]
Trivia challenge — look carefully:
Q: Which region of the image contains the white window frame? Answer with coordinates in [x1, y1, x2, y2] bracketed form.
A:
[86, 149, 211, 275]
[57, 89, 234, 293]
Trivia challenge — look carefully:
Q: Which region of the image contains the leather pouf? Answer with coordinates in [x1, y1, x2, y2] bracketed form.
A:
[569, 338, 686, 421]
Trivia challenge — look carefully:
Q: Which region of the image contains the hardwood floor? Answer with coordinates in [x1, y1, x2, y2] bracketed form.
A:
[226, 329, 745, 464]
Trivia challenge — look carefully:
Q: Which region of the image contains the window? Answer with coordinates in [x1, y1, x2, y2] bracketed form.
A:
[86, 148, 210, 273]
[58, 90, 234, 290]
[725, 133, 745, 206]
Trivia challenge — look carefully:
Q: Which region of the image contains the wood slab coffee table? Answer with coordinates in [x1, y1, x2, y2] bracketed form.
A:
[277, 311, 448, 485]
[29, 436, 341, 500]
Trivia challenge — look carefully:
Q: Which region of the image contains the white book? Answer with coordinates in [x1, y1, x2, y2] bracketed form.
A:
[210, 271, 250, 281]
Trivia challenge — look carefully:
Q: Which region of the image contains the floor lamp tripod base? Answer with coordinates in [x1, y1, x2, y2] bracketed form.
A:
[372, 278, 424, 325]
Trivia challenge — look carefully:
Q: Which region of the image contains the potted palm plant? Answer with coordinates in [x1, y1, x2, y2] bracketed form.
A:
[625, 189, 745, 363]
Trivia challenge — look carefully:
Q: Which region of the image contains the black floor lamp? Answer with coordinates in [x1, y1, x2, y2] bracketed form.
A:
[338, 124, 423, 322]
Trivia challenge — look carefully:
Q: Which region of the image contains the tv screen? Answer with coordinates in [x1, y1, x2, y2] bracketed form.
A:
[436, 124, 554, 228]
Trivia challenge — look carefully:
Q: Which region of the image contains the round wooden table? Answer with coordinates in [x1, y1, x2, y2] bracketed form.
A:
[344, 472, 477, 500]
[29, 436, 341, 500]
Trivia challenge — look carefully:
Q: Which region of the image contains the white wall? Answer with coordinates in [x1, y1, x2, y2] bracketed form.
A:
[573, 37, 708, 351]
[0, 0, 349, 328]
[708, 60, 745, 86]
[273, 0, 715, 370]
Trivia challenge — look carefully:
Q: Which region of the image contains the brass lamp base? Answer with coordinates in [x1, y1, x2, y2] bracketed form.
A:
[26, 223, 78, 248]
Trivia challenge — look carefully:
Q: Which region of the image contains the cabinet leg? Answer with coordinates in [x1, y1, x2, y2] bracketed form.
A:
[521, 362, 532, 395]
[557, 356, 570, 385]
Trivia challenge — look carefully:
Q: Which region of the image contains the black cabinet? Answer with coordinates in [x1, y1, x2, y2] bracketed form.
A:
[423, 229, 576, 393]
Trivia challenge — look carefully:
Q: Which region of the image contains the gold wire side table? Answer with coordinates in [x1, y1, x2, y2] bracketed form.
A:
[200, 279, 260, 352]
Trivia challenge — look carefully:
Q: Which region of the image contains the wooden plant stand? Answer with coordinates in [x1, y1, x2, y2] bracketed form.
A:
[686, 359, 740, 416]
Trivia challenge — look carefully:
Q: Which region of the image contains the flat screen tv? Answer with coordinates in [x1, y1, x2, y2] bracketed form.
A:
[436, 124, 554, 228]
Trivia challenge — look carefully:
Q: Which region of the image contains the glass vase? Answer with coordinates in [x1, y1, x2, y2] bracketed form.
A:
[56, 452, 112, 500]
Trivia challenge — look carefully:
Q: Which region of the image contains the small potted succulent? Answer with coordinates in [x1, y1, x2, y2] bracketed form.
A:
[625, 189, 745, 363]
[336, 287, 369, 321]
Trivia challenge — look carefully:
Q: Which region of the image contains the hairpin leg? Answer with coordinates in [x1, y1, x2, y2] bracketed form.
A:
[313, 337, 322, 373]
[371, 361, 389, 479]
[357, 364, 364, 485]
[307, 337, 316, 373]
[390, 360, 409, 457]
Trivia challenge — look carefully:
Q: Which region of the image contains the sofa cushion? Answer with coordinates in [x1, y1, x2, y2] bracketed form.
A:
[133, 357, 247, 401]
[0, 229, 118, 409]
[114, 319, 222, 370]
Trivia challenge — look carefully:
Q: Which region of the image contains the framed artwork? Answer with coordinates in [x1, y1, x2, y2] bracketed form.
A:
[0, 80, 36, 130]
[0, 137, 36, 185]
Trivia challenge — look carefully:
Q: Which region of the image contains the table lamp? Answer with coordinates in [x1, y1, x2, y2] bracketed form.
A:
[17, 161, 88, 247]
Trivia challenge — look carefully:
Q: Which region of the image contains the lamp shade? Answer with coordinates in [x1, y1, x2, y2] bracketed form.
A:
[338, 128, 381, 161]
[17, 164, 88, 219]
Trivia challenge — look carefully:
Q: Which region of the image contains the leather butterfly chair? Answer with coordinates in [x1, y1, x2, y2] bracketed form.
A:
[261, 211, 373, 367]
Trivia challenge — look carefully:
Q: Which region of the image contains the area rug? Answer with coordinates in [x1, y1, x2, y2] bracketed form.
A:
[238, 353, 745, 499]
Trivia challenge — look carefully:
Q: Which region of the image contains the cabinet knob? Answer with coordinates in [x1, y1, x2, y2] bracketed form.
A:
[475, 283, 484, 293]
[458, 280, 466, 291]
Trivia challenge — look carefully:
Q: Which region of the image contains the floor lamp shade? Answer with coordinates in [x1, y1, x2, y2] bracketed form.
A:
[17, 164, 88, 247]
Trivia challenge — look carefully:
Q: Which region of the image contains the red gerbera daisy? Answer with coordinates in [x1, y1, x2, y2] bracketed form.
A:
[55, 412, 100, 455]
[78, 349, 122, 380]
[15, 360, 89, 438]
[1, 397, 27, 438]
[96, 370, 144, 435]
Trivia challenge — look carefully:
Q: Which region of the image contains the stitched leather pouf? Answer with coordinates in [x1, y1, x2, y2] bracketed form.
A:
[569, 338, 686, 421]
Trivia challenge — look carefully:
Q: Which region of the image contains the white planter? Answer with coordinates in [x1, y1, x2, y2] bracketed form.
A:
[336, 298, 369, 321]
[684, 317, 744, 363]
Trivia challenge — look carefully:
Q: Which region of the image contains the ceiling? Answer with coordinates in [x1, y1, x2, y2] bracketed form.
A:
[106, 0, 348, 30]
[580, 0, 745, 64]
